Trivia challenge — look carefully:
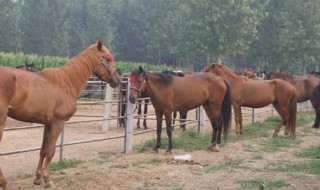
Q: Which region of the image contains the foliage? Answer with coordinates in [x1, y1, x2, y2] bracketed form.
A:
[0, 52, 176, 72]
[295, 146, 320, 159]
[0, 1, 319, 73]
[237, 178, 289, 189]
[50, 159, 85, 172]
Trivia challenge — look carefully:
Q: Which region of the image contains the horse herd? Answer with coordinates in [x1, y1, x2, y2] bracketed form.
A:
[0, 41, 319, 189]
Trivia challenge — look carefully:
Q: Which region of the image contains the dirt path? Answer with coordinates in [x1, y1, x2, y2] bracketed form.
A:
[2, 103, 319, 190]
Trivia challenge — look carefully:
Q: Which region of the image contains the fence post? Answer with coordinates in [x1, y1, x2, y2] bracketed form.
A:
[198, 106, 205, 136]
[102, 84, 113, 132]
[59, 127, 65, 162]
[252, 108, 256, 123]
[125, 82, 134, 154]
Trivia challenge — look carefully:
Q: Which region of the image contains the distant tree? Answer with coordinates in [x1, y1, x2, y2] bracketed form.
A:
[20, 0, 69, 56]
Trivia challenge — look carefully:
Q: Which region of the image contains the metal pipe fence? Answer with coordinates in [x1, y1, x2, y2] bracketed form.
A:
[0, 78, 314, 161]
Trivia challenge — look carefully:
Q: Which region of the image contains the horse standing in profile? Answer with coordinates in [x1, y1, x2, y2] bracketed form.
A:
[264, 72, 320, 128]
[129, 66, 232, 153]
[118, 70, 187, 130]
[205, 63, 297, 137]
[0, 41, 121, 189]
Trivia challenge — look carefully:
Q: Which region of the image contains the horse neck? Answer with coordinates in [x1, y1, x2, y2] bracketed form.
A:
[216, 67, 242, 83]
[39, 48, 100, 98]
[144, 73, 164, 99]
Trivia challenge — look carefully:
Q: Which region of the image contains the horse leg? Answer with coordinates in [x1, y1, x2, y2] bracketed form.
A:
[164, 112, 173, 153]
[233, 105, 242, 135]
[137, 100, 142, 129]
[153, 110, 163, 153]
[172, 111, 177, 129]
[0, 106, 8, 142]
[34, 125, 50, 185]
[203, 104, 221, 152]
[143, 99, 149, 129]
[179, 111, 187, 131]
[42, 122, 65, 188]
[272, 103, 287, 137]
[311, 99, 320, 128]
[0, 169, 8, 190]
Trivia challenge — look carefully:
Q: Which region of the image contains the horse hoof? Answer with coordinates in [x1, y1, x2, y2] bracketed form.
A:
[44, 181, 55, 188]
[312, 125, 319, 129]
[34, 178, 42, 185]
[165, 150, 172, 154]
[211, 144, 220, 152]
[152, 148, 159, 153]
[144, 127, 148, 130]
[272, 134, 277, 138]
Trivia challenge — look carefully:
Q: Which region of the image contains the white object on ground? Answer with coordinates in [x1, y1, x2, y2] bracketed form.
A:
[173, 154, 192, 161]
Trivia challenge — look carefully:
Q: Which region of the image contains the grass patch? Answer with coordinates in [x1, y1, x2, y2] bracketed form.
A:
[237, 178, 289, 189]
[273, 160, 320, 174]
[204, 158, 243, 173]
[295, 145, 320, 159]
[135, 129, 212, 152]
[260, 137, 301, 153]
[50, 159, 85, 172]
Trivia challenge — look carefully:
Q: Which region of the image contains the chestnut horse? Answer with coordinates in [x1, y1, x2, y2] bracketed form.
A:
[264, 72, 320, 128]
[205, 63, 297, 137]
[129, 66, 232, 152]
[0, 41, 121, 189]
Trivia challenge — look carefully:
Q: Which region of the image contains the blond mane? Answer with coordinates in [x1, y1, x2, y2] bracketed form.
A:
[39, 43, 110, 98]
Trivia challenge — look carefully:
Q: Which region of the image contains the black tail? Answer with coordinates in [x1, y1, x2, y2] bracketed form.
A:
[222, 80, 232, 138]
[313, 85, 320, 101]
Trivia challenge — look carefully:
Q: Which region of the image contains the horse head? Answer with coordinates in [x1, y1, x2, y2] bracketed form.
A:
[94, 41, 121, 88]
[129, 66, 147, 104]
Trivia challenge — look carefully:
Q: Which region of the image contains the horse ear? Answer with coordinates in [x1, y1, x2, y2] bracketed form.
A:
[139, 66, 144, 74]
[97, 40, 102, 51]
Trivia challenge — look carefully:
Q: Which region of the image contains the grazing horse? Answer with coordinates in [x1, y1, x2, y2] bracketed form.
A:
[129, 66, 232, 152]
[0, 40, 121, 189]
[15, 62, 37, 72]
[205, 63, 297, 137]
[264, 72, 320, 128]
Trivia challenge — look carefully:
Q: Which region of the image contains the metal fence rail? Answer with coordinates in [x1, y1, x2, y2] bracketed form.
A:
[0, 78, 314, 161]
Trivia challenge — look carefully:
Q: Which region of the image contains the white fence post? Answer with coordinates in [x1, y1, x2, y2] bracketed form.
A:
[198, 106, 205, 136]
[252, 108, 256, 123]
[125, 82, 134, 154]
[102, 84, 113, 132]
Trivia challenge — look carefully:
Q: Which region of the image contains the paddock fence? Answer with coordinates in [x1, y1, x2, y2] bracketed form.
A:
[0, 76, 314, 162]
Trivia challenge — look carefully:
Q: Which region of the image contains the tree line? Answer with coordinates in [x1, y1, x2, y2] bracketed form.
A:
[0, 0, 319, 74]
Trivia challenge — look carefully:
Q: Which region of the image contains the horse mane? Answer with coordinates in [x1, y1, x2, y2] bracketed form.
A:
[39, 44, 109, 98]
[265, 72, 295, 80]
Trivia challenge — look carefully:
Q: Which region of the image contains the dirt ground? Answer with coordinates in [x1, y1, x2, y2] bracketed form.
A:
[1, 101, 319, 190]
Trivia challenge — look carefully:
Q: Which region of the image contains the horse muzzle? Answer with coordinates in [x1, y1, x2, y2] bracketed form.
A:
[129, 95, 136, 104]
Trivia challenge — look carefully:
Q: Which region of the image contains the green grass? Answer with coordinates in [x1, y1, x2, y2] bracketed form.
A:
[273, 160, 320, 174]
[295, 145, 320, 159]
[135, 128, 212, 152]
[50, 159, 85, 172]
[237, 178, 289, 189]
[204, 158, 243, 173]
[135, 113, 314, 153]
[260, 137, 301, 153]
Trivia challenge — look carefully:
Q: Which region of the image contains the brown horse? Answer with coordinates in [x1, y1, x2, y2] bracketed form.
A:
[0, 40, 121, 189]
[205, 63, 297, 137]
[129, 66, 232, 152]
[264, 72, 320, 128]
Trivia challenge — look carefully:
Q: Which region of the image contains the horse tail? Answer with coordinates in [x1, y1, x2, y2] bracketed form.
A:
[222, 80, 232, 138]
[289, 89, 297, 137]
[313, 84, 320, 101]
